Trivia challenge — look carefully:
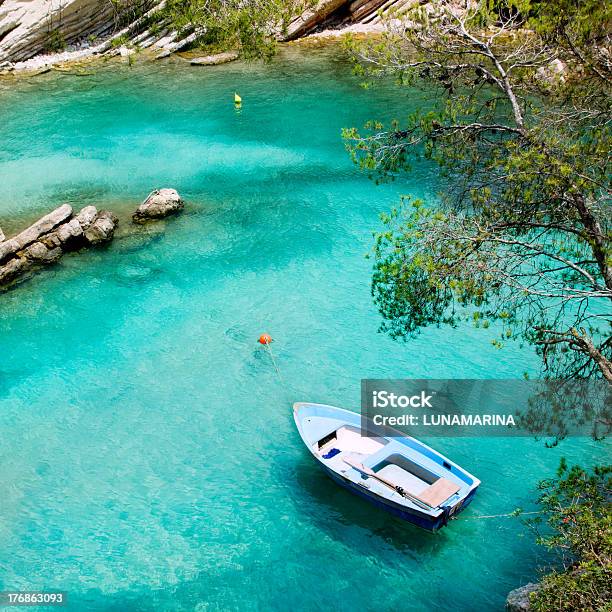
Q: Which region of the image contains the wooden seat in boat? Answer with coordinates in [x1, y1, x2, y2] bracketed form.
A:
[376, 465, 460, 507]
[417, 478, 461, 507]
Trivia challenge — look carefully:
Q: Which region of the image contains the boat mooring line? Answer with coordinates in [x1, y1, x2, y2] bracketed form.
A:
[258, 334, 295, 405]
[264, 342, 283, 383]
[461, 510, 543, 520]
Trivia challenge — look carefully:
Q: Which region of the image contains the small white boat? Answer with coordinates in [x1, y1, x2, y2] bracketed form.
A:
[294, 402, 480, 531]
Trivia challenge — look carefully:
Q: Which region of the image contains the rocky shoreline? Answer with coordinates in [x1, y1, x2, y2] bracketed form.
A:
[506, 583, 540, 611]
[0, 189, 183, 289]
[0, 0, 413, 74]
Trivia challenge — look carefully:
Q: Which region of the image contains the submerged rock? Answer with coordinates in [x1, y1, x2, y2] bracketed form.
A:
[190, 52, 238, 66]
[133, 188, 184, 223]
[506, 583, 540, 611]
[0, 256, 30, 284]
[115, 264, 157, 286]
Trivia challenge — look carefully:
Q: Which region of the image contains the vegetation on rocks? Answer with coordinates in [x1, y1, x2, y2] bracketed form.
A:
[157, 0, 301, 58]
[45, 29, 66, 53]
[527, 461, 611, 611]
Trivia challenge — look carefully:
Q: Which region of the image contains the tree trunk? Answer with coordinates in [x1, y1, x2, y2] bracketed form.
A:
[571, 329, 612, 383]
[573, 193, 612, 294]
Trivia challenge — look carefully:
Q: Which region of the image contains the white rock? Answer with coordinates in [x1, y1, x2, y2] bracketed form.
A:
[13, 204, 72, 249]
[0, 238, 20, 262]
[0, 256, 29, 283]
[191, 52, 238, 66]
[536, 58, 568, 84]
[133, 188, 184, 222]
[22, 241, 62, 263]
[56, 218, 84, 243]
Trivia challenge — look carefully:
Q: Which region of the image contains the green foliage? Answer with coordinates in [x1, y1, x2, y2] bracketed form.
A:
[344, 0, 612, 382]
[527, 461, 612, 611]
[110, 34, 130, 49]
[46, 29, 66, 53]
[110, 0, 153, 30]
[159, 0, 297, 59]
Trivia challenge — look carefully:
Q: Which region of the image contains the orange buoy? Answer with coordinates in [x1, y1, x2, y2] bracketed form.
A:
[258, 333, 272, 345]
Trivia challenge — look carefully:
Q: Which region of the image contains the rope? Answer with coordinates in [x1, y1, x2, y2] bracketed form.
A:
[261, 340, 296, 407]
[461, 510, 544, 520]
[263, 341, 283, 383]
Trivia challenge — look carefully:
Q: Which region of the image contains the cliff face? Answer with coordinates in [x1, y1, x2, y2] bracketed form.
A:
[0, 0, 419, 65]
[0, 0, 119, 63]
[0, 0, 176, 65]
[283, 0, 424, 39]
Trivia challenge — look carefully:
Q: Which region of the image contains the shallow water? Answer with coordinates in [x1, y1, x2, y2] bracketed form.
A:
[0, 46, 603, 611]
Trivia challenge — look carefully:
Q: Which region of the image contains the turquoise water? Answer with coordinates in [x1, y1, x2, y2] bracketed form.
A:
[0, 46, 602, 611]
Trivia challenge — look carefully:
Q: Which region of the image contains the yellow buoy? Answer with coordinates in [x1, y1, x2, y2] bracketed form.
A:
[234, 92, 242, 106]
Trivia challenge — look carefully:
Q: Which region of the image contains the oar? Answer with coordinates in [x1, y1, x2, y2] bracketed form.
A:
[343, 456, 434, 511]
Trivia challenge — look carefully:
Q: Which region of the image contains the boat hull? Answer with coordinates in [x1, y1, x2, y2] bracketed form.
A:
[323, 464, 478, 531]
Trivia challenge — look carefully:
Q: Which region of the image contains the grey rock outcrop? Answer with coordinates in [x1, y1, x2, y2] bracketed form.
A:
[0, 0, 419, 67]
[154, 30, 203, 59]
[84, 210, 118, 244]
[0, 0, 180, 66]
[0, 0, 117, 63]
[506, 583, 540, 612]
[133, 188, 184, 222]
[0, 203, 118, 288]
[284, 0, 349, 40]
[0, 203, 72, 262]
[75, 205, 98, 229]
[282, 0, 422, 39]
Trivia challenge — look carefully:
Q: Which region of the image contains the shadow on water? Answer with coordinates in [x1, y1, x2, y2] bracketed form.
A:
[289, 457, 448, 558]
